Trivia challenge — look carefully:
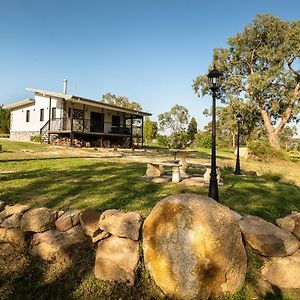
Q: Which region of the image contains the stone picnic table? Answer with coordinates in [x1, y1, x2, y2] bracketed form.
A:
[145, 161, 182, 183]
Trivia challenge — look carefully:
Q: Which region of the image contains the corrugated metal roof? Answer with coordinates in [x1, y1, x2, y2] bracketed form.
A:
[26, 88, 73, 100]
[3, 98, 35, 110]
[26, 88, 152, 116]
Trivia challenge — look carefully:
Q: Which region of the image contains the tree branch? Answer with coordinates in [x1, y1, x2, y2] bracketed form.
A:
[275, 81, 300, 134]
[287, 55, 300, 79]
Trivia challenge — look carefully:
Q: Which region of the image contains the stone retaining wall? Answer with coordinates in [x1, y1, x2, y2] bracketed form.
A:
[10, 131, 40, 141]
[0, 196, 300, 299]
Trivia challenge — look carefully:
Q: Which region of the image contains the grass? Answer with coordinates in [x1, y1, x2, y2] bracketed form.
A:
[0, 139, 300, 299]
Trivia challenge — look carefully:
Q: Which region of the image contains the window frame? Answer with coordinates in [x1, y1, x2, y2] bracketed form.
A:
[40, 108, 44, 121]
[51, 107, 56, 120]
[26, 110, 30, 122]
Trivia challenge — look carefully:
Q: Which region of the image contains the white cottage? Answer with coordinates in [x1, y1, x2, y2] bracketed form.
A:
[4, 87, 151, 148]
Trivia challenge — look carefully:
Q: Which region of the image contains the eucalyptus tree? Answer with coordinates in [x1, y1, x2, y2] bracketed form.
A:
[193, 14, 300, 149]
[158, 104, 190, 148]
[101, 93, 142, 111]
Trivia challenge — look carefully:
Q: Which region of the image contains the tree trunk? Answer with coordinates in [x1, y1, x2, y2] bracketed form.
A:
[260, 108, 282, 150]
[267, 130, 281, 150]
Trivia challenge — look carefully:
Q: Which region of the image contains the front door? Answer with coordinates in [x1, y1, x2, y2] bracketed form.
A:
[90, 112, 104, 132]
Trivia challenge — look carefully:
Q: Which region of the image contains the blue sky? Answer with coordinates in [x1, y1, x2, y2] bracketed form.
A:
[1, 0, 300, 133]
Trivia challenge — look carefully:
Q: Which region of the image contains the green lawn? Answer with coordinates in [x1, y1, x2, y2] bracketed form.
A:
[0, 139, 300, 299]
[1, 139, 299, 220]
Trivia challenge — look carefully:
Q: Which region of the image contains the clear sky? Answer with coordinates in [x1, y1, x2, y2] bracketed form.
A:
[1, 0, 300, 133]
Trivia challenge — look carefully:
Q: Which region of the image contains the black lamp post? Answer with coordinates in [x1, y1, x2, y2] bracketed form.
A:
[207, 66, 223, 202]
[234, 112, 242, 175]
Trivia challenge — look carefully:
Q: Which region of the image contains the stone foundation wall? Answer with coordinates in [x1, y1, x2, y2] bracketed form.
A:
[0, 196, 300, 299]
[10, 131, 40, 141]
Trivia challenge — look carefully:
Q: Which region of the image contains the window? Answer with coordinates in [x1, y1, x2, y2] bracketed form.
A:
[51, 107, 56, 120]
[68, 108, 84, 119]
[112, 115, 120, 127]
[40, 109, 44, 121]
[26, 110, 30, 122]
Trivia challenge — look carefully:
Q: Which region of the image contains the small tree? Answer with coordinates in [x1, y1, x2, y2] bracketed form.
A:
[0, 107, 10, 134]
[143, 117, 158, 143]
[158, 104, 190, 148]
[187, 117, 198, 142]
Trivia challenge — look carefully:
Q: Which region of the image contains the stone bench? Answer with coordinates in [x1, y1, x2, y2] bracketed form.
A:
[146, 161, 182, 183]
[201, 163, 222, 184]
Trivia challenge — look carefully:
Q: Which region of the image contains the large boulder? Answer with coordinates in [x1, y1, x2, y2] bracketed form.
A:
[55, 209, 81, 232]
[290, 212, 300, 240]
[262, 250, 300, 289]
[1, 213, 23, 229]
[21, 207, 57, 232]
[94, 235, 140, 285]
[79, 209, 101, 237]
[30, 225, 89, 262]
[275, 215, 295, 232]
[0, 210, 9, 222]
[0, 227, 26, 248]
[234, 147, 249, 159]
[5, 204, 30, 215]
[276, 212, 300, 240]
[99, 209, 142, 240]
[0, 201, 5, 212]
[142, 193, 247, 300]
[239, 215, 300, 257]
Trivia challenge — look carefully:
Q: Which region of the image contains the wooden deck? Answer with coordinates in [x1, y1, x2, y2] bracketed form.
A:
[49, 130, 142, 138]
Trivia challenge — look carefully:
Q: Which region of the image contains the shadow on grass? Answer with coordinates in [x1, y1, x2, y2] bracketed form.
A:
[220, 168, 300, 221]
[1, 158, 299, 220]
[0, 159, 201, 216]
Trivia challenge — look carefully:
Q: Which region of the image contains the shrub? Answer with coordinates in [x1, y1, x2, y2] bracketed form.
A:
[156, 135, 170, 148]
[194, 132, 212, 149]
[261, 172, 283, 182]
[30, 135, 43, 143]
[247, 140, 289, 161]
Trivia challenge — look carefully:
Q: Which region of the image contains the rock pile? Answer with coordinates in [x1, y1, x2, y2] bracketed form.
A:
[239, 213, 300, 289]
[1, 197, 300, 298]
[0, 203, 143, 285]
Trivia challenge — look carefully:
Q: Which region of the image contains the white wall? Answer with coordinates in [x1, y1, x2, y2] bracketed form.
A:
[10, 94, 128, 134]
[11, 95, 63, 132]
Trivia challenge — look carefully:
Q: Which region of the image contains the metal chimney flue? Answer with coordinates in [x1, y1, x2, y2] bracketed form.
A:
[63, 79, 68, 94]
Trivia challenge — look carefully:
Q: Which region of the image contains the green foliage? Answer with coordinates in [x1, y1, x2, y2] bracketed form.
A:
[261, 172, 283, 182]
[143, 117, 158, 143]
[158, 104, 190, 149]
[0, 108, 10, 134]
[194, 131, 212, 148]
[101, 92, 142, 111]
[155, 134, 170, 148]
[187, 117, 198, 142]
[248, 139, 289, 161]
[193, 14, 300, 149]
[279, 126, 298, 150]
[156, 132, 190, 149]
[214, 100, 261, 147]
[158, 104, 189, 135]
[30, 135, 43, 143]
[169, 131, 190, 149]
